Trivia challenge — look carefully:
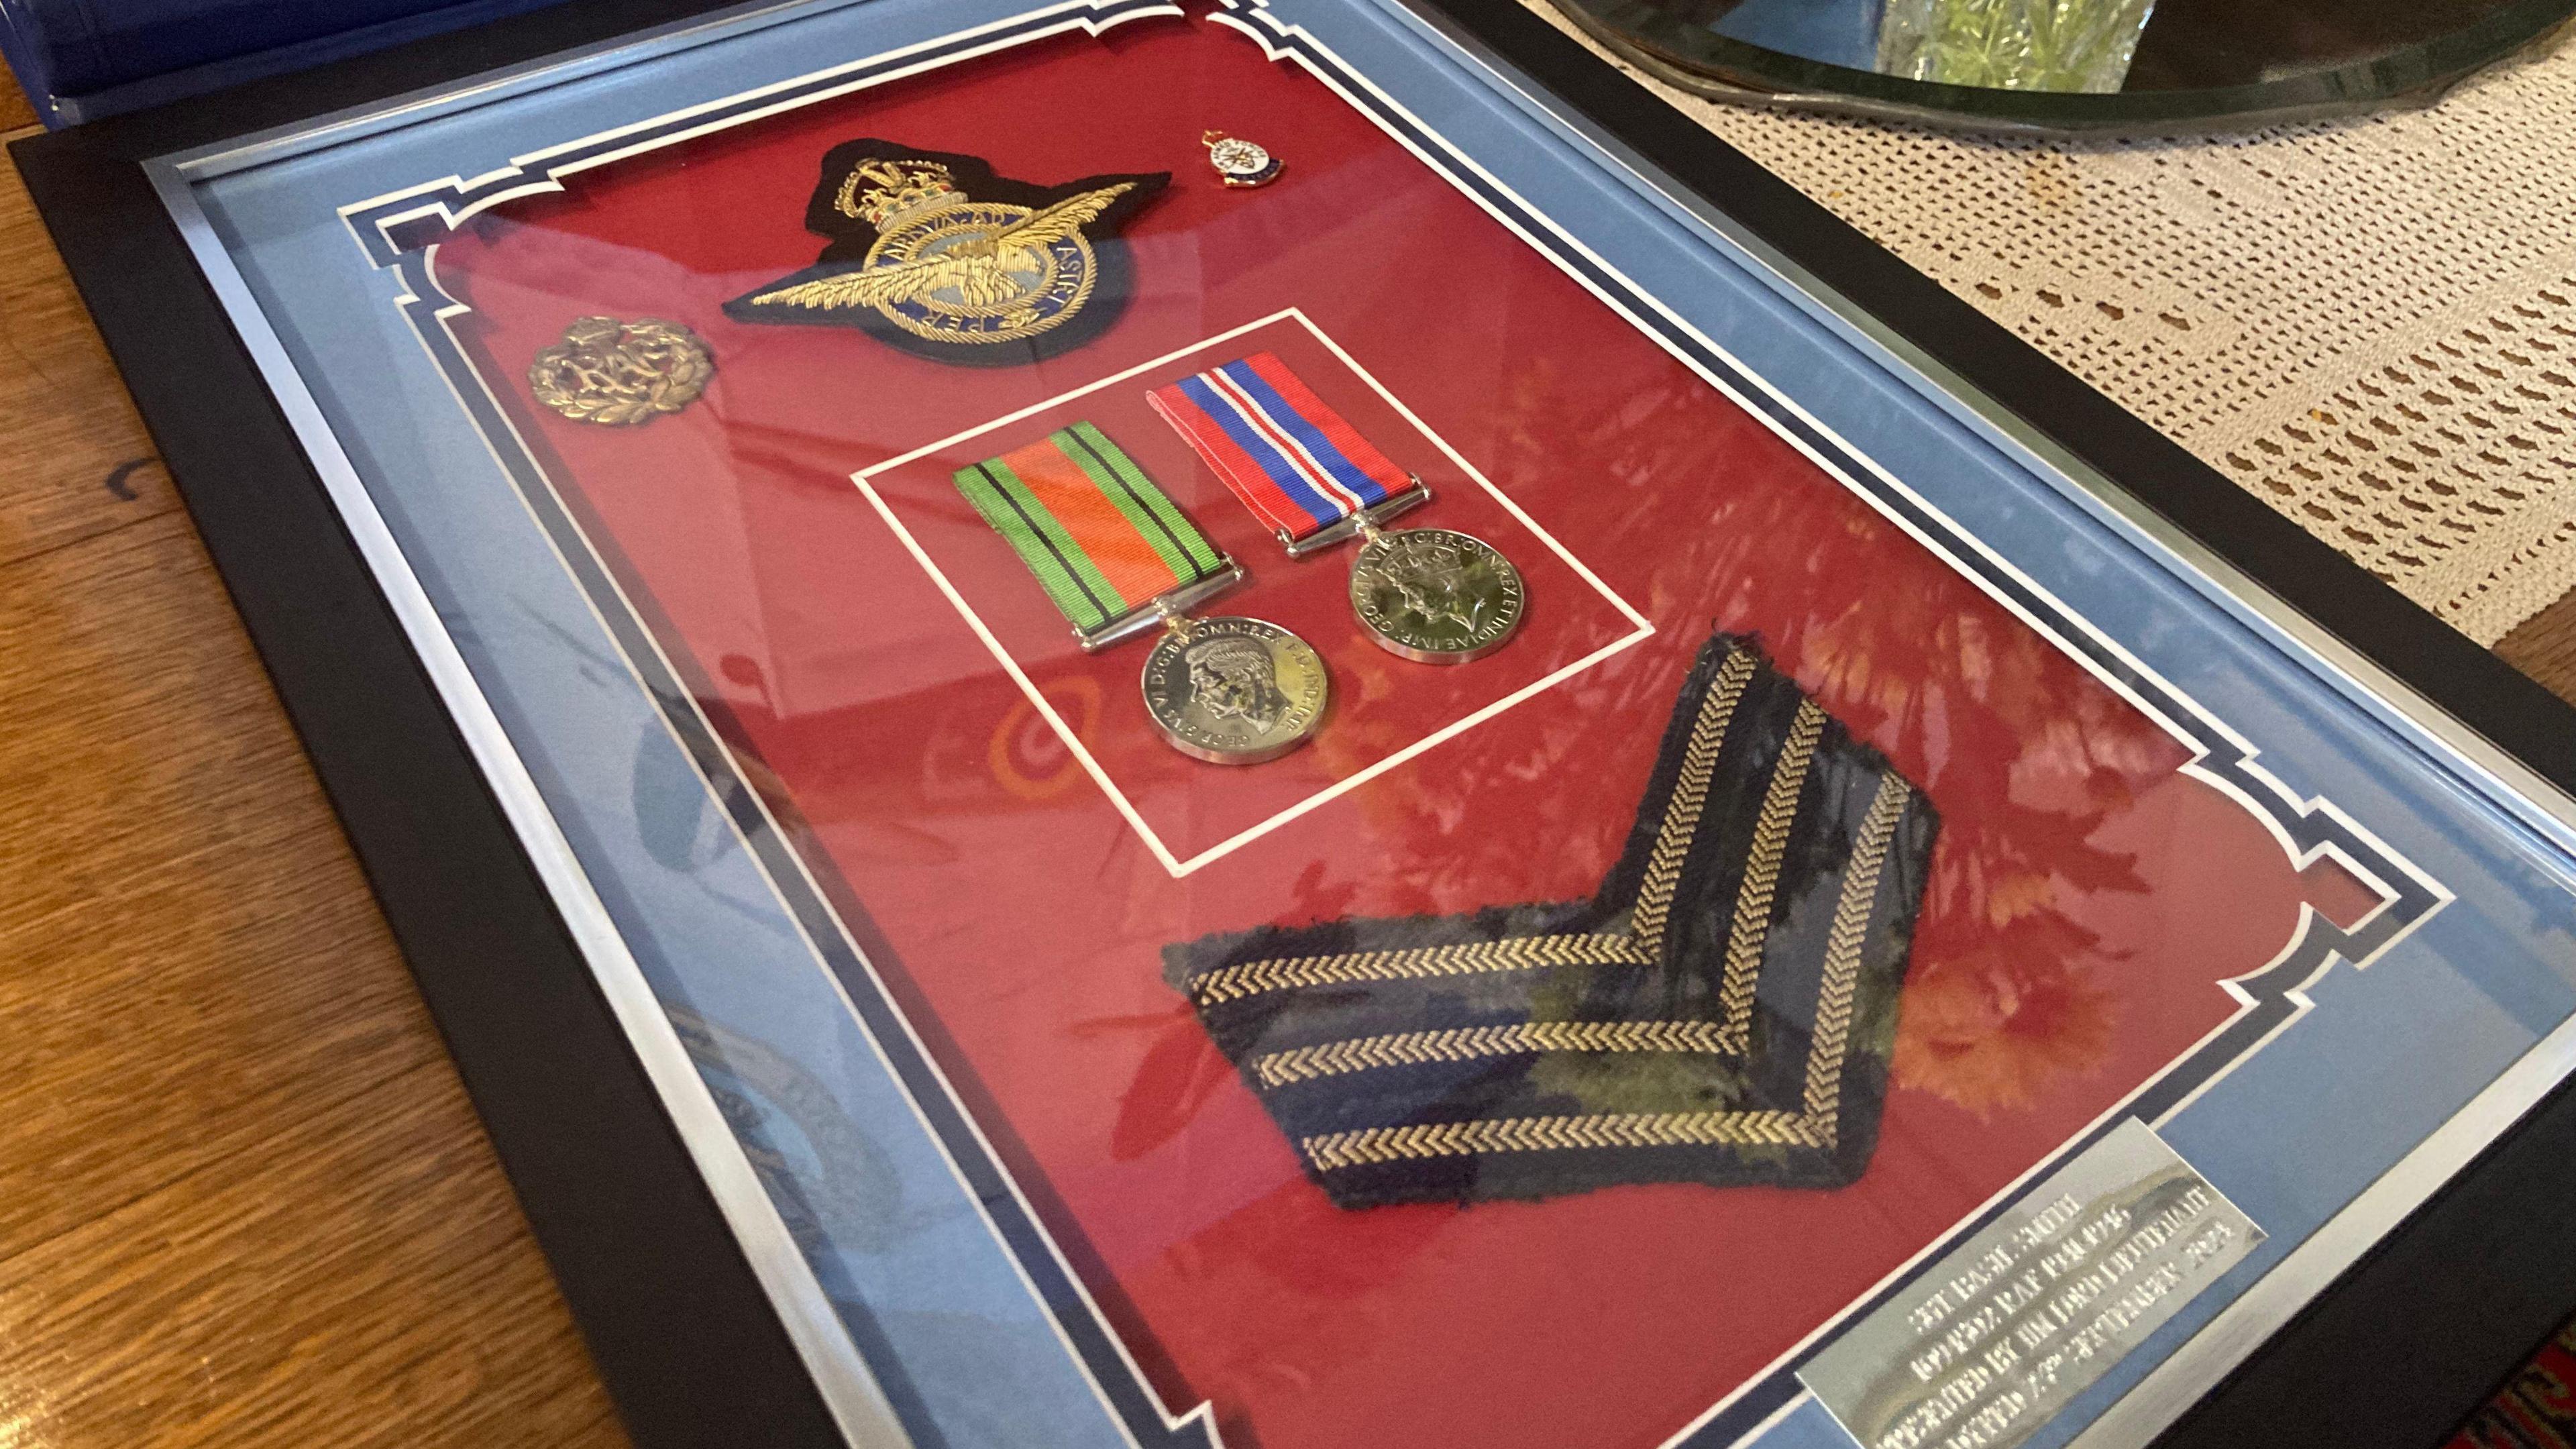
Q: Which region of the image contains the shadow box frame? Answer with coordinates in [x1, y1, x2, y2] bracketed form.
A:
[13, 1, 2576, 1447]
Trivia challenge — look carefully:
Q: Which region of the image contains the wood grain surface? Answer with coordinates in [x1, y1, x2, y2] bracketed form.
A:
[2498, 590, 2576, 702]
[1, 49, 2573, 1449]
[0, 121, 631, 1448]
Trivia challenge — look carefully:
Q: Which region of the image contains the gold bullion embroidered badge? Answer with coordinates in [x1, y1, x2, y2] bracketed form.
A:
[722, 140, 1168, 366]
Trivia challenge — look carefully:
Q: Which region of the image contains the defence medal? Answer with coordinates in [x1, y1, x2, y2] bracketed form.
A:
[1147, 352, 1524, 664]
[724, 140, 1168, 366]
[954, 422, 1326, 765]
[1201, 131, 1282, 188]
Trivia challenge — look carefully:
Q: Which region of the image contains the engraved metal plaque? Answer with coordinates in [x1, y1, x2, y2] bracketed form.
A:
[1801, 1120, 2263, 1449]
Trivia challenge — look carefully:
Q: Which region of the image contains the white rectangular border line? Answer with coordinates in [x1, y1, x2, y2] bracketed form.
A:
[853, 305, 1654, 877]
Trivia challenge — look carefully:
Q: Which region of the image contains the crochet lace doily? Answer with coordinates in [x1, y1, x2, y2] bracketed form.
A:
[1527, 3, 2576, 645]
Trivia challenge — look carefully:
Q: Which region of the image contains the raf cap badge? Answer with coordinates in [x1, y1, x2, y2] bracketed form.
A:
[723, 140, 1167, 366]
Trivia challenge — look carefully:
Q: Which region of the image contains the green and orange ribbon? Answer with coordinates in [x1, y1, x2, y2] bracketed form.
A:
[955, 422, 1236, 647]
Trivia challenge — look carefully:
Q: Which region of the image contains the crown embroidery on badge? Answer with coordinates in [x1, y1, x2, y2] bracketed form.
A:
[725, 140, 1169, 368]
[834, 158, 960, 227]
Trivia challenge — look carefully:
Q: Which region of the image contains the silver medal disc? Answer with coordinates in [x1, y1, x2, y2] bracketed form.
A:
[1141, 616, 1328, 764]
[1349, 527, 1525, 663]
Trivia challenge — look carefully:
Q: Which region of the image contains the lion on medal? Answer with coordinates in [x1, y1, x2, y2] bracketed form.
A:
[1377, 534, 1481, 633]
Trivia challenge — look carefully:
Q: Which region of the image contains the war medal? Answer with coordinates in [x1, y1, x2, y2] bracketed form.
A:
[955, 423, 1326, 765]
[1147, 353, 1524, 663]
[725, 141, 1168, 366]
[1201, 131, 1281, 188]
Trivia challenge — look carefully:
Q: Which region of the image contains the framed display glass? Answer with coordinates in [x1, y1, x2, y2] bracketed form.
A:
[17, 1, 2576, 1447]
[1534, 0, 2576, 133]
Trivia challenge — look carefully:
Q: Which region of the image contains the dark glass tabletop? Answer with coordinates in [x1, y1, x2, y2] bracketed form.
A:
[1546, 0, 2576, 130]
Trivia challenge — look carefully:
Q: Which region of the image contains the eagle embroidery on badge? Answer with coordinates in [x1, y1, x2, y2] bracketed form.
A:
[723, 140, 1168, 366]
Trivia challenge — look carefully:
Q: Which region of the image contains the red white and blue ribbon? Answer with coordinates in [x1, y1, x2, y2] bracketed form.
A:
[1148, 352, 1412, 543]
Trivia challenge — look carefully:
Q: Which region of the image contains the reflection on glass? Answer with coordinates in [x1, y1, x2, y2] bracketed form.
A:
[1580, 0, 2573, 128]
[1877, 0, 2159, 91]
[1707, 0, 1888, 70]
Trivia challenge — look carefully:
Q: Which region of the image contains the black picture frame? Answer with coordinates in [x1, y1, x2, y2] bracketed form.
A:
[14, 2, 2573, 1446]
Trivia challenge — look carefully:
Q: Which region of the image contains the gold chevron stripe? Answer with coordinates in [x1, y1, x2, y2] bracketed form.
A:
[1252, 1018, 1734, 1088]
[1186, 644, 1768, 1012]
[1185, 932, 1654, 1008]
[1627, 647, 1759, 951]
[1303, 1109, 1829, 1173]
[1800, 774, 1911, 1135]
[1715, 700, 1824, 1048]
[1295, 775, 1915, 1177]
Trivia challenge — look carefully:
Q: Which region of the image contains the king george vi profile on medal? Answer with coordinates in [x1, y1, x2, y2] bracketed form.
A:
[1142, 617, 1326, 764]
[1187, 633, 1290, 729]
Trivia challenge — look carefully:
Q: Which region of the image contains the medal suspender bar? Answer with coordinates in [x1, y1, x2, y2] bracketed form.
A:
[955, 423, 1326, 762]
[1150, 352, 1526, 663]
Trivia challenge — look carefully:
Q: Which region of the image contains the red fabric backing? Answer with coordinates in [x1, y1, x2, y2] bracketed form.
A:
[2447, 1318, 2576, 1449]
[425, 17, 2372, 1447]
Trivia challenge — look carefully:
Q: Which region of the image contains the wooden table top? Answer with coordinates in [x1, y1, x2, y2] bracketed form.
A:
[1, 67, 2571, 1449]
[0, 85, 630, 1446]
